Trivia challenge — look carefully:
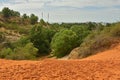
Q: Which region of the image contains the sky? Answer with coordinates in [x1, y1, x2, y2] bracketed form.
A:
[0, 0, 120, 23]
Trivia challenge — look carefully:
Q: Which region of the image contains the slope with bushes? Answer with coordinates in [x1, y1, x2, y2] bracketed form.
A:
[0, 7, 39, 60]
[69, 22, 120, 59]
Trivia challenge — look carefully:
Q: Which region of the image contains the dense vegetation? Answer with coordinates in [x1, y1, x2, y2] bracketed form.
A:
[51, 29, 78, 57]
[0, 7, 120, 60]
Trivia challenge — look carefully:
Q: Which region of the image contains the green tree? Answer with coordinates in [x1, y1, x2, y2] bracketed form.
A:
[10, 10, 20, 17]
[30, 25, 55, 55]
[2, 7, 11, 18]
[30, 14, 38, 25]
[70, 25, 90, 46]
[51, 29, 78, 57]
[87, 22, 96, 30]
[2, 7, 20, 18]
[22, 14, 29, 19]
[40, 19, 46, 26]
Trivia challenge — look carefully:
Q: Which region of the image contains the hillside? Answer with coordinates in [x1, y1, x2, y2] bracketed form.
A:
[0, 1, 120, 80]
[0, 27, 21, 41]
[0, 44, 120, 80]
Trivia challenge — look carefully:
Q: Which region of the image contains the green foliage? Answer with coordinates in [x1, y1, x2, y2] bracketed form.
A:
[76, 23, 120, 59]
[10, 10, 20, 17]
[0, 34, 38, 60]
[87, 22, 96, 30]
[2, 22, 30, 35]
[21, 14, 30, 25]
[50, 23, 65, 32]
[110, 23, 120, 37]
[8, 43, 38, 60]
[0, 43, 38, 60]
[78, 32, 113, 58]
[0, 22, 5, 28]
[2, 7, 20, 18]
[0, 48, 13, 58]
[30, 25, 56, 55]
[22, 14, 29, 19]
[51, 29, 78, 57]
[12, 37, 30, 48]
[70, 25, 90, 46]
[0, 32, 5, 43]
[2, 7, 11, 18]
[4, 23, 19, 30]
[40, 19, 46, 26]
[1, 7, 120, 60]
[30, 14, 38, 25]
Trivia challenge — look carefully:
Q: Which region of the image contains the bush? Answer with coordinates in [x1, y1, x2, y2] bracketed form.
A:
[4, 23, 19, 30]
[2, 7, 20, 18]
[22, 14, 29, 19]
[110, 24, 120, 37]
[0, 43, 38, 60]
[30, 14, 38, 25]
[30, 25, 56, 55]
[12, 36, 30, 48]
[6, 43, 38, 60]
[2, 7, 11, 18]
[51, 29, 78, 58]
[79, 35, 113, 58]
[70, 25, 90, 46]
[0, 48, 13, 58]
[40, 19, 46, 26]
[0, 32, 5, 43]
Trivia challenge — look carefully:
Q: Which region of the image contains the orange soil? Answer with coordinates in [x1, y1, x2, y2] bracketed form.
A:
[0, 45, 120, 80]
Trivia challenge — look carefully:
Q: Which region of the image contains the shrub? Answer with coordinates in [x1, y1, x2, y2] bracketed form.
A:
[12, 36, 30, 48]
[51, 29, 78, 58]
[22, 14, 29, 19]
[30, 25, 56, 55]
[77, 27, 120, 59]
[4, 23, 19, 30]
[30, 14, 38, 25]
[0, 48, 13, 58]
[2, 7, 11, 18]
[110, 24, 120, 37]
[0, 23, 4, 28]
[40, 19, 46, 26]
[2, 7, 20, 18]
[0, 32, 5, 43]
[5, 43, 38, 60]
[0, 42, 38, 60]
[70, 25, 90, 46]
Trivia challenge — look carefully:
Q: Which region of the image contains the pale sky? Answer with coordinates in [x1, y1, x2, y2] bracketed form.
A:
[0, 0, 120, 23]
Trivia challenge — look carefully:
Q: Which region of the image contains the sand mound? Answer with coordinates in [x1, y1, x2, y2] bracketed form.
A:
[0, 44, 120, 80]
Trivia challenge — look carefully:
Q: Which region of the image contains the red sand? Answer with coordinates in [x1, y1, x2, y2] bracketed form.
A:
[0, 45, 120, 80]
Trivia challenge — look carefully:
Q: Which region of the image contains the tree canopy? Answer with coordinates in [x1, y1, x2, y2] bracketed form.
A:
[51, 29, 78, 57]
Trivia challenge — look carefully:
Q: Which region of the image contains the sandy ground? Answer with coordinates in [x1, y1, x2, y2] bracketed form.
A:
[0, 45, 120, 80]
